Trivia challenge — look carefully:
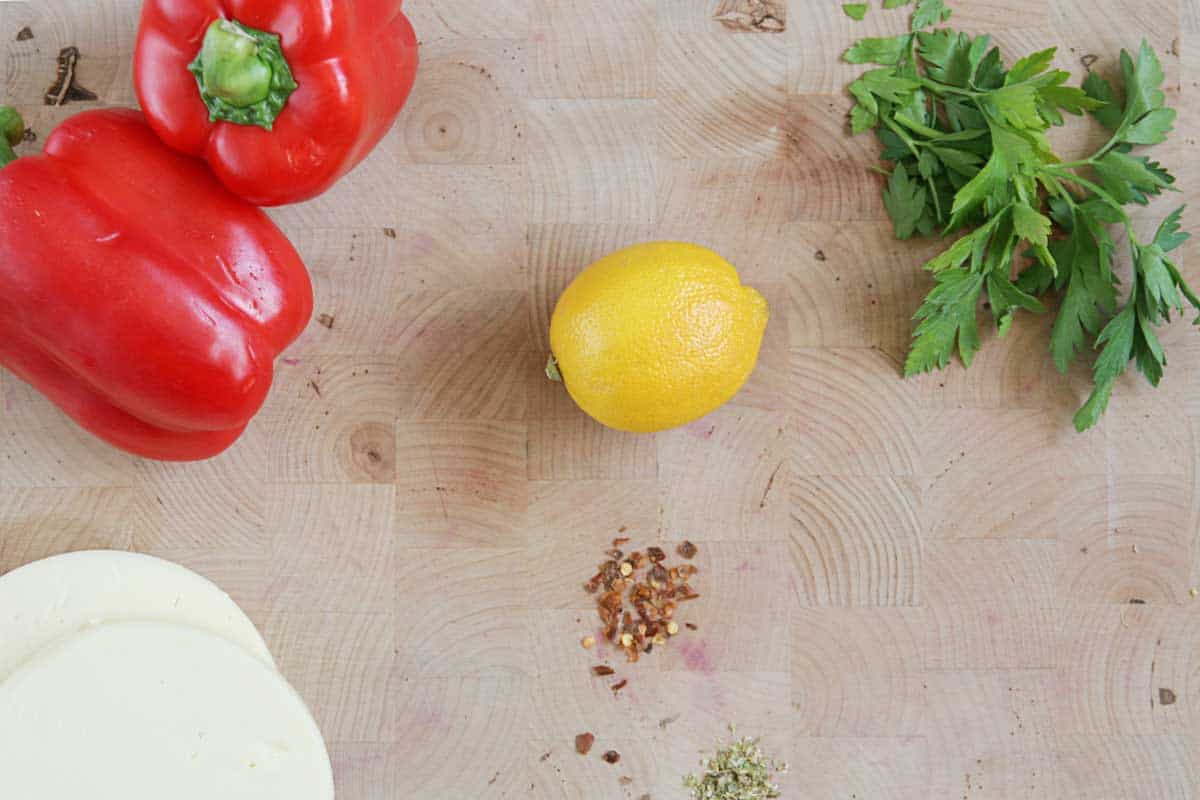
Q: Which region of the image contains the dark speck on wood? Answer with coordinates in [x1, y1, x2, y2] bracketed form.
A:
[45, 46, 98, 106]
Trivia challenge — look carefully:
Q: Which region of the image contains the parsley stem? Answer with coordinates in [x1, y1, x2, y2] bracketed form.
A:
[919, 78, 979, 98]
[881, 116, 921, 158]
[1092, 127, 1127, 162]
[1054, 159, 1095, 170]
[1040, 167, 1130, 224]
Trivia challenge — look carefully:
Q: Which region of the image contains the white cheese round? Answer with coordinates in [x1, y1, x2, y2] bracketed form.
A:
[0, 550, 272, 681]
[0, 621, 334, 800]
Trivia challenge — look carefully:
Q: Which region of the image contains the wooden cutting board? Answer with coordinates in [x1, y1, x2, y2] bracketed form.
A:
[2, 0, 1199, 797]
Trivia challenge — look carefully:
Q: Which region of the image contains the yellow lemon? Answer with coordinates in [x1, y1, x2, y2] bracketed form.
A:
[548, 242, 769, 433]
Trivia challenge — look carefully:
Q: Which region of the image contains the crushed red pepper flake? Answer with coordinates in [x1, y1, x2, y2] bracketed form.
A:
[575, 733, 595, 756]
[593, 665, 615, 676]
[583, 538, 701, 669]
[678, 540, 698, 559]
[611, 679, 628, 694]
[603, 751, 621, 765]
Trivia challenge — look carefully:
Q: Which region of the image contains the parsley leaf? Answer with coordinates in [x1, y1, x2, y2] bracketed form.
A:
[843, 3, 869, 21]
[1012, 202, 1052, 248]
[844, 35, 912, 66]
[905, 268, 984, 375]
[1074, 306, 1135, 431]
[883, 163, 927, 239]
[1082, 71, 1125, 131]
[1047, 207, 1117, 372]
[884, 0, 913, 7]
[1121, 42, 1167, 126]
[1006, 48, 1057, 84]
[1092, 149, 1172, 205]
[912, 0, 952, 31]
[850, 103, 878, 134]
[1123, 107, 1176, 145]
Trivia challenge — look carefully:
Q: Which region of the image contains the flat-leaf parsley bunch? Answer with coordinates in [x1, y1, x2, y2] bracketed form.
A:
[845, 0, 1196, 430]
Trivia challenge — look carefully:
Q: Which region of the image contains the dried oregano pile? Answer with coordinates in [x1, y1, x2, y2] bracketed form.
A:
[684, 728, 788, 800]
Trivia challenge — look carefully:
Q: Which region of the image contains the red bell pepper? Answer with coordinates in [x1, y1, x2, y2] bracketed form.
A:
[0, 107, 312, 461]
[134, 1, 419, 206]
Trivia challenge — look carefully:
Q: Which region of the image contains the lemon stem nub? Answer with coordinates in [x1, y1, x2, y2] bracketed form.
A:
[545, 355, 563, 383]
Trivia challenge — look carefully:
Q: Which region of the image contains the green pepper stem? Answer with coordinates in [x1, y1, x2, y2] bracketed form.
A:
[545, 355, 563, 383]
[198, 20, 272, 107]
[0, 106, 25, 168]
[188, 19, 298, 131]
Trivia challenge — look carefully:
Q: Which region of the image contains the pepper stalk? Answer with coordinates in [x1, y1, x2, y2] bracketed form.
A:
[0, 107, 25, 168]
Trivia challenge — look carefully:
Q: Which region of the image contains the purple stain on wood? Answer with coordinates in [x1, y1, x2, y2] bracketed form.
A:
[409, 232, 436, 257]
[685, 420, 717, 440]
[678, 639, 716, 674]
[333, 746, 391, 770]
[282, 357, 301, 366]
[733, 560, 754, 573]
[412, 709, 449, 734]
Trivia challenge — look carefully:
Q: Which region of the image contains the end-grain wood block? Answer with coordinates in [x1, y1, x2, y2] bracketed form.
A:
[399, 39, 527, 165]
[1057, 476, 1197, 606]
[525, 99, 656, 224]
[395, 548, 532, 678]
[657, 157, 804, 228]
[788, 737, 929, 800]
[656, 406, 789, 541]
[265, 358, 400, 485]
[1053, 604, 1197, 737]
[403, 0, 529, 41]
[922, 541, 1057, 671]
[0, 487, 135, 563]
[656, 29, 789, 160]
[785, 222, 937, 357]
[5, 0, 135, 106]
[790, 475, 922, 607]
[132, 477, 266, 557]
[791, 347, 923, 477]
[527, 417, 658, 481]
[265, 484, 397, 615]
[792, 609, 925, 737]
[920, 410, 1064, 541]
[529, 0, 658, 100]
[1056, 735, 1198, 798]
[0, 378, 141, 488]
[924, 670, 1057, 798]
[392, 676, 529, 795]
[391, 291, 531, 420]
[783, 94, 888, 221]
[395, 420, 529, 548]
